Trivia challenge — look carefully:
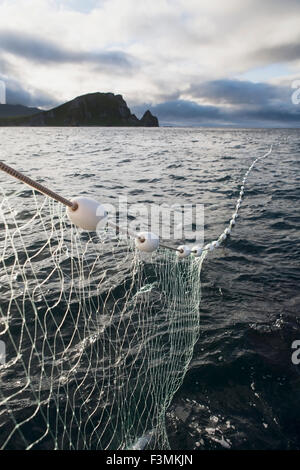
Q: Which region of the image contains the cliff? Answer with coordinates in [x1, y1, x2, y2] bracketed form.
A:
[0, 92, 159, 127]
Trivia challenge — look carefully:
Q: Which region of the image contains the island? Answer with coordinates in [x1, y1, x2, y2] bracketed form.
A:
[0, 92, 159, 127]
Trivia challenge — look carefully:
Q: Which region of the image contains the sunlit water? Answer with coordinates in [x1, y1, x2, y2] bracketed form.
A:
[0, 127, 300, 449]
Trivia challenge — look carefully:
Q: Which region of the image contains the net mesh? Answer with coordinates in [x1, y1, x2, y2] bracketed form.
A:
[0, 184, 205, 450]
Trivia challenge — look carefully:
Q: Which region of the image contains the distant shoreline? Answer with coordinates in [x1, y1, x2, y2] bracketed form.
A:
[0, 92, 159, 128]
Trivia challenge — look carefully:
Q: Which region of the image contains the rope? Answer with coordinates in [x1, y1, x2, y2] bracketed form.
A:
[200, 145, 273, 254]
[0, 160, 77, 210]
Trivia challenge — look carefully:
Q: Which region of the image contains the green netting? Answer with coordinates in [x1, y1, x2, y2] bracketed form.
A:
[0, 185, 205, 450]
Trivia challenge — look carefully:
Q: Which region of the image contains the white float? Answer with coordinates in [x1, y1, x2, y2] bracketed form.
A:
[211, 241, 219, 250]
[135, 232, 159, 252]
[176, 245, 191, 258]
[66, 197, 107, 231]
[191, 246, 203, 257]
[203, 243, 211, 251]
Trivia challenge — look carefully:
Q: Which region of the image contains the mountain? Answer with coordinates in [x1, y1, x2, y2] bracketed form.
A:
[139, 110, 159, 127]
[0, 104, 40, 118]
[0, 92, 159, 127]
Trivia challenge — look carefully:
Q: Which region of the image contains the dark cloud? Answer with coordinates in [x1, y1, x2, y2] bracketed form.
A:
[0, 30, 137, 72]
[132, 100, 225, 126]
[242, 104, 300, 124]
[132, 78, 300, 127]
[0, 75, 59, 108]
[187, 79, 289, 106]
[135, 95, 300, 128]
[170, 78, 298, 126]
[254, 40, 300, 64]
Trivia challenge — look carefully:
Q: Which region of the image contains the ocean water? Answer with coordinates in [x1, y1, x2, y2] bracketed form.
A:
[0, 127, 300, 450]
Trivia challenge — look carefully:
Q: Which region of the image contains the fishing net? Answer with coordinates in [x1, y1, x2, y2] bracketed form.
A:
[0, 145, 272, 450]
[0, 184, 205, 450]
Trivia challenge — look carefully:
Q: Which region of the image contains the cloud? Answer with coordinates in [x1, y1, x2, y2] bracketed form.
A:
[132, 100, 227, 127]
[0, 30, 137, 72]
[0, 75, 58, 108]
[133, 95, 300, 128]
[0, 56, 14, 76]
[0, 0, 299, 126]
[132, 77, 300, 127]
[53, 0, 103, 14]
[186, 79, 290, 106]
[254, 40, 300, 65]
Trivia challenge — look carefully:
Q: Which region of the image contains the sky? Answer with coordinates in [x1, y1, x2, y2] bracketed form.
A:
[0, 0, 300, 127]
